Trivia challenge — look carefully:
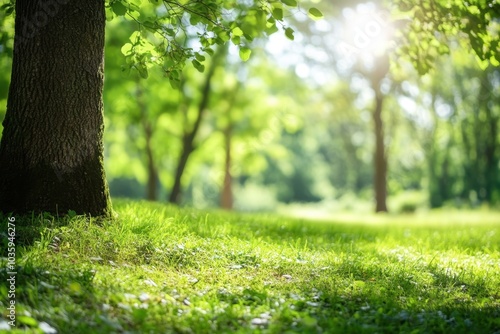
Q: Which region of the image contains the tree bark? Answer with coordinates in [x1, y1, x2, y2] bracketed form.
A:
[0, 1, 111, 216]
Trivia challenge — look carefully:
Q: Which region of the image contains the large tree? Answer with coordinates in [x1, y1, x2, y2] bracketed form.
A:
[0, 0, 111, 216]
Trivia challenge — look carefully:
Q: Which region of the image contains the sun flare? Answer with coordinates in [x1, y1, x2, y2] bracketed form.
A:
[338, 2, 396, 65]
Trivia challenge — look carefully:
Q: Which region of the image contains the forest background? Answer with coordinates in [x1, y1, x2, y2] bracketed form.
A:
[0, 0, 498, 216]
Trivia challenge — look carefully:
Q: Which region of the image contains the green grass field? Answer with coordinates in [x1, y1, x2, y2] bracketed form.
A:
[1, 199, 499, 333]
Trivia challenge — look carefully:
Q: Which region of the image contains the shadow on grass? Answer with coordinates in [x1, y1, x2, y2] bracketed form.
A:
[0, 259, 163, 333]
[288, 290, 500, 333]
[1, 208, 498, 333]
[0, 213, 55, 252]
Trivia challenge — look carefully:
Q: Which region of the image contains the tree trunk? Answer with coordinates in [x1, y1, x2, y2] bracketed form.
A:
[373, 90, 388, 212]
[370, 54, 389, 213]
[136, 83, 158, 201]
[144, 124, 158, 201]
[0, 1, 111, 216]
[169, 135, 194, 204]
[168, 47, 225, 204]
[221, 124, 233, 210]
[219, 83, 240, 210]
[480, 70, 498, 203]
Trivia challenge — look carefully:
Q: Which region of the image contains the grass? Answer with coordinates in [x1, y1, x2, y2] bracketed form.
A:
[1, 199, 499, 333]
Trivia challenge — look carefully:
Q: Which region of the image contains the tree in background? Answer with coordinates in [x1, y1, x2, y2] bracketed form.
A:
[368, 54, 391, 212]
[394, 48, 499, 209]
[454, 63, 499, 204]
[168, 46, 227, 204]
[219, 82, 240, 210]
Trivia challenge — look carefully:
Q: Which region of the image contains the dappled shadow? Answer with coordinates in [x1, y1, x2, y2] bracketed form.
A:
[0, 261, 103, 331]
[2, 207, 498, 333]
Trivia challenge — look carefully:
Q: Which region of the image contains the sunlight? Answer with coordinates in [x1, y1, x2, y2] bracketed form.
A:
[337, 2, 396, 68]
[265, 30, 332, 85]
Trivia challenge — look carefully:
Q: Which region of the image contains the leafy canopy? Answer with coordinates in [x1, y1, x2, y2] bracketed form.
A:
[105, 0, 322, 87]
[394, 0, 500, 74]
[0, 0, 322, 86]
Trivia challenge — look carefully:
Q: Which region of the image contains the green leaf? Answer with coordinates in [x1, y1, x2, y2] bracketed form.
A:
[1, 3, 14, 15]
[204, 47, 214, 56]
[232, 27, 244, 37]
[231, 36, 241, 45]
[190, 14, 200, 25]
[239, 47, 252, 62]
[195, 52, 206, 62]
[68, 281, 82, 294]
[266, 24, 279, 36]
[272, 8, 283, 21]
[121, 43, 133, 56]
[169, 77, 181, 89]
[129, 31, 141, 44]
[105, 6, 115, 21]
[285, 27, 295, 41]
[192, 59, 205, 72]
[165, 28, 175, 36]
[281, 0, 298, 7]
[136, 64, 149, 79]
[216, 30, 230, 43]
[17, 315, 38, 327]
[111, 2, 127, 16]
[308, 8, 323, 19]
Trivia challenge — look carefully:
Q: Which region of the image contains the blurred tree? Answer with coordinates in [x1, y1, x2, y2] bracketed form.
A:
[400, 51, 499, 208]
[362, 53, 391, 212]
[317, 82, 373, 195]
[136, 80, 159, 200]
[104, 17, 169, 201]
[455, 65, 499, 204]
[169, 46, 226, 204]
[219, 83, 240, 210]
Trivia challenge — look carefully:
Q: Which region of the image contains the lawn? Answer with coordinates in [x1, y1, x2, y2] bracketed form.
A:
[1, 199, 499, 333]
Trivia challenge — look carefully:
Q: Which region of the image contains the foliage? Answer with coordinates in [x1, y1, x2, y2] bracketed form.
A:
[395, 0, 500, 73]
[0, 0, 322, 85]
[399, 51, 500, 207]
[104, 0, 322, 86]
[0, 9, 13, 132]
[1, 200, 499, 333]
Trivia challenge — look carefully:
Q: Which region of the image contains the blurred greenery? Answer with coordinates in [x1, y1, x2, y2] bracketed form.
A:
[0, 0, 499, 213]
